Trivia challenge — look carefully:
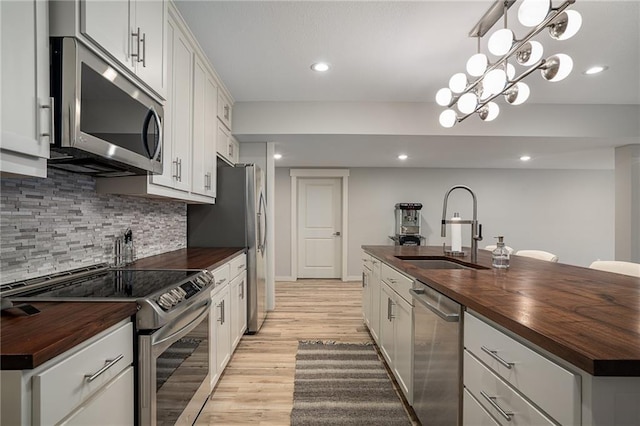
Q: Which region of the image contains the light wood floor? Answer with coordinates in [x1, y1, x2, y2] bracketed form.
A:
[194, 279, 396, 425]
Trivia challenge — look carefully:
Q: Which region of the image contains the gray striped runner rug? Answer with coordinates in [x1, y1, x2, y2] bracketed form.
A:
[291, 341, 412, 425]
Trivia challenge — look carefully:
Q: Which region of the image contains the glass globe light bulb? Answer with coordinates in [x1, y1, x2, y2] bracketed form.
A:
[479, 102, 500, 122]
[504, 82, 530, 105]
[541, 54, 573, 82]
[483, 68, 507, 95]
[435, 88, 453, 106]
[466, 53, 488, 77]
[549, 10, 582, 40]
[516, 41, 544, 66]
[449, 73, 468, 93]
[457, 92, 478, 114]
[439, 109, 457, 128]
[518, 0, 551, 27]
[488, 29, 514, 56]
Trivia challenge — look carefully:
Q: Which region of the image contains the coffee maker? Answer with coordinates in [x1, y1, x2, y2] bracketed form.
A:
[392, 203, 424, 246]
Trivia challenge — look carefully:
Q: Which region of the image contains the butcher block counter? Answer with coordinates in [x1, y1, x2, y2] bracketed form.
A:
[0, 247, 245, 370]
[363, 245, 640, 377]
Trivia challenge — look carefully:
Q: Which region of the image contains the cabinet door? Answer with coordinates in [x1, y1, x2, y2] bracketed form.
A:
[133, 0, 166, 97]
[230, 271, 247, 350]
[191, 56, 217, 198]
[60, 367, 134, 426]
[216, 122, 232, 163]
[217, 91, 232, 130]
[379, 283, 395, 365]
[361, 268, 371, 326]
[369, 272, 381, 343]
[393, 295, 413, 402]
[80, 0, 132, 71]
[151, 16, 191, 191]
[212, 287, 231, 375]
[1, 0, 50, 177]
[229, 137, 239, 164]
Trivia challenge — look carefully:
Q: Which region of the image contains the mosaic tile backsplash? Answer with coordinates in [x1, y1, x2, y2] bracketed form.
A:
[1, 168, 187, 284]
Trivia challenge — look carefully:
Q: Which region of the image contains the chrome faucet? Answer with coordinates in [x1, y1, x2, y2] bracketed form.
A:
[441, 185, 483, 263]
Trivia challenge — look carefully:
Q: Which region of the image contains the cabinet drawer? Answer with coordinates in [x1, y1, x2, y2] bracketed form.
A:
[381, 263, 413, 304]
[229, 253, 247, 280]
[211, 262, 230, 290]
[362, 253, 373, 271]
[60, 367, 134, 426]
[464, 312, 580, 426]
[463, 388, 501, 426]
[32, 321, 133, 425]
[464, 350, 555, 426]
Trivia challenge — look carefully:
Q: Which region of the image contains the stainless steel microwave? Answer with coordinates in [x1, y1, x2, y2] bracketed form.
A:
[49, 37, 163, 177]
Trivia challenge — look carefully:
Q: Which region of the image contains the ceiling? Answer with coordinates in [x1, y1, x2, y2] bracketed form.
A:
[174, 0, 640, 169]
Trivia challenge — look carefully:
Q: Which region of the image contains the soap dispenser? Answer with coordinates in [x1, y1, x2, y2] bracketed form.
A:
[492, 236, 510, 269]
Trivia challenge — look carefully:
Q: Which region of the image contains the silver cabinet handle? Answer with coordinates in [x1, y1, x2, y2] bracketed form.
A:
[84, 354, 124, 382]
[131, 27, 141, 64]
[140, 32, 147, 67]
[178, 158, 182, 181]
[480, 391, 513, 421]
[173, 158, 179, 180]
[217, 277, 227, 286]
[362, 272, 367, 288]
[224, 104, 230, 120]
[217, 301, 224, 324]
[387, 297, 395, 321]
[237, 264, 244, 270]
[481, 346, 514, 369]
[387, 277, 397, 283]
[333, 231, 341, 236]
[40, 97, 55, 141]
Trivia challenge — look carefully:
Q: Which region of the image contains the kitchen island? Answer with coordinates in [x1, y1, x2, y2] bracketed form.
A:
[363, 245, 640, 425]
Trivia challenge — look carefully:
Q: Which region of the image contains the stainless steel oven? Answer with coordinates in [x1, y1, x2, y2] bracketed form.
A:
[2, 265, 216, 426]
[139, 294, 210, 426]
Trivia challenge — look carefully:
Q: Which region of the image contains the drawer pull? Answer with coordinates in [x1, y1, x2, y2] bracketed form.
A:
[481, 346, 514, 369]
[84, 354, 124, 382]
[387, 277, 397, 283]
[480, 391, 514, 421]
[237, 264, 244, 270]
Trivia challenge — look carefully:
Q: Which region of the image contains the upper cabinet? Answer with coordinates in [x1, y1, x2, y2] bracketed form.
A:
[216, 81, 238, 165]
[217, 91, 233, 131]
[0, 0, 51, 178]
[50, 0, 167, 99]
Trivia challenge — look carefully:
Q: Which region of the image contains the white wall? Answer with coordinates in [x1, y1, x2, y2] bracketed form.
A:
[275, 167, 615, 279]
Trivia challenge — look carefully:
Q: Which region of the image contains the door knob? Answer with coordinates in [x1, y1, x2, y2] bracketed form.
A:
[333, 231, 341, 236]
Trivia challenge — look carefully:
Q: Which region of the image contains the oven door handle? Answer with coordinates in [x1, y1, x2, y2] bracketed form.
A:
[152, 299, 210, 348]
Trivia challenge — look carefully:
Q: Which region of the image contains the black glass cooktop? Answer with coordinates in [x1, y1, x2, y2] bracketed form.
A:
[15, 269, 200, 299]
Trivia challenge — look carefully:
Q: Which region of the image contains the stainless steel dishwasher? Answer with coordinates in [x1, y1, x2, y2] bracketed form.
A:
[410, 281, 462, 426]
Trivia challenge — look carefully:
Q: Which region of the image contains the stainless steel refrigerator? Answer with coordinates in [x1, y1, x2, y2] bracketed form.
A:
[187, 164, 267, 334]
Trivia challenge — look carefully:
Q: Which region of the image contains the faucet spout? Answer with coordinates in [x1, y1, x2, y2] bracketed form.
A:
[441, 185, 482, 262]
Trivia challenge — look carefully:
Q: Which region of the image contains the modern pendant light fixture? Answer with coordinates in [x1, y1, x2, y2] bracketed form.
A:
[436, 0, 582, 127]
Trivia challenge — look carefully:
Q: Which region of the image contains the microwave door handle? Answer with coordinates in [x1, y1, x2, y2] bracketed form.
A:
[142, 107, 162, 161]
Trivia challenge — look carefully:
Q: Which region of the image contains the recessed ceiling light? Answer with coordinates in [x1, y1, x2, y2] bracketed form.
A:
[311, 62, 330, 72]
[398, 154, 408, 160]
[273, 153, 282, 160]
[584, 65, 608, 75]
[520, 155, 531, 161]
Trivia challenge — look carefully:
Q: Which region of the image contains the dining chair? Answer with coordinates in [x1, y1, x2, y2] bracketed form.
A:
[588, 260, 640, 278]
[515, 250, 559, 262]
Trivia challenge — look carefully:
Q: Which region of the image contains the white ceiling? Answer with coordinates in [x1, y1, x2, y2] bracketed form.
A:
[175, 0, 640, 169]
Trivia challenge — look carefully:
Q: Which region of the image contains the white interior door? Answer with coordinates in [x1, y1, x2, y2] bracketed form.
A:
[297, 178, 342, 278]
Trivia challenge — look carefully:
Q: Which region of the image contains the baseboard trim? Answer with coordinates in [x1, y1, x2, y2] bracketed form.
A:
[276, 276, 295, 282]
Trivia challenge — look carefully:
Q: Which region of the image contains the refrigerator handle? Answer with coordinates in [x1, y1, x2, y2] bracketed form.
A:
[258, 190, 267, 254]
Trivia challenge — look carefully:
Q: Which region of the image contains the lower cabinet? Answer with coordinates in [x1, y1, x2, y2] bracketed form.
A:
[0, 320, 134, 426]
[378, 265, 413, 404]
[210, 282, 231, 388]
[208, 252, 247, 389]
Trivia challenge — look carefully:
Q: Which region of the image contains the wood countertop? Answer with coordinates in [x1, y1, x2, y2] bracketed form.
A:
[363, 245, 640, 377]
[1, 302, 137, 370]
[128, 247, 245, 270]
[0, 247, 245, 370]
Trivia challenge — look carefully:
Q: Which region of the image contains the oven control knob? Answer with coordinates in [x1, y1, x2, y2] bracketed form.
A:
[170, 288, 184, 302]
[158, 294, 173, 310]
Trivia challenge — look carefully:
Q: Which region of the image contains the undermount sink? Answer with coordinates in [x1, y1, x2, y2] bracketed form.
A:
[394, 256, 484, 270]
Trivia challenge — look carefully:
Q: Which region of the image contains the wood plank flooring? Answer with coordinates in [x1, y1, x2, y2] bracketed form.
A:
[195, 279, 414, 425]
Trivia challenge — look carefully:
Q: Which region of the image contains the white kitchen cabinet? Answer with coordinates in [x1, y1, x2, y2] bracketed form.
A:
[230, 270, 247, 350]
[217, 90, 233, 131]
[210, 283, 231, 387]
[229, 254, 247, 350]
[191, 54, 218, 199]
[51, 0, 166, 98]
[0, 320, 134, 426]
[216, 122, 236, 165]
[369, 258, 381, 343]
[151, 13, 192, 193]
[464, 311, 580, 426]
[0, 0, 51, 178]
